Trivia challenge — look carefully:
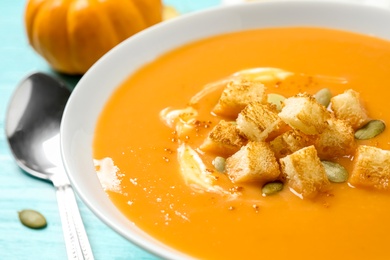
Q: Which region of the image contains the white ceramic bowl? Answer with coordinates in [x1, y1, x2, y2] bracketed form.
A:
[61, 1, 390, 259]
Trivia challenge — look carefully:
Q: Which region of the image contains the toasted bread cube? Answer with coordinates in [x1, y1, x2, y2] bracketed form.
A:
[213, 79, 267, 118]
[315, 117, 355, 159]
[270, 129, 315, 159]
[330, 89, 368, 129]
[278, 93, 330, 135]
[237, 102, 287, 142]
[350, 145, 390, 190]
[226, 141, 280, 183]
[280, 145, 330, 198]
[200, 120, 246, 156]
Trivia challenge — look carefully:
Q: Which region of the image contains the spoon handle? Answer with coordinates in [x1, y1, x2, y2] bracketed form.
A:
[53, 174, 94, 260]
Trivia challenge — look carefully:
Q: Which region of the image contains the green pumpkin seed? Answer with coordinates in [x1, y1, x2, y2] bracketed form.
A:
[314, 88, 332, 107]
[355, 120, 386, 140]
[262, 181, 284, 196]
[18, 209, 47, 229]
[267, 93, 286, 111]
[321, 161, 348, 183]
[213, 156, 226, 173]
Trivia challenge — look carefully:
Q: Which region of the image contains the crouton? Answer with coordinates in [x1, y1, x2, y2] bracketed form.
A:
[330, 89, 368, 129]
[280, 145, 330, 198]
[200, 120, 247, 156]
[278, 93, 331, 135]
[237, 102, 287, 141]
[315, 116, 356, 159]
[350, 145, 390, 191]
[213, 79, 267, 118]
[225, 141, 280, 184]
[270, 129, 315, 159]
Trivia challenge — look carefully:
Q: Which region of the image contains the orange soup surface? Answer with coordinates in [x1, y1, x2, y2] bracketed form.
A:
[93, 27, 390, 259]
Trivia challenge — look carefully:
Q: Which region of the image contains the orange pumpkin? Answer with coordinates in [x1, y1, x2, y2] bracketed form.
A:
[25, 0, 162, 75]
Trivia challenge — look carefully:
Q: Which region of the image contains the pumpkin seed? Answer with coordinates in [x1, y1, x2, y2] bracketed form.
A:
[321, 161, 348, 183]
[355, 120, 386, 140]
[267, 93, 286, 111]
[262, 181, 283, 196]
[314, 88, 332, 107]
[18, 209, 47, 229]
[213, 156, 226, 173]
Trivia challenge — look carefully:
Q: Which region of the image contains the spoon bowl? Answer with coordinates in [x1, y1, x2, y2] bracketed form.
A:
[6, 73, 69, 180]
[5, 72, 94, 260]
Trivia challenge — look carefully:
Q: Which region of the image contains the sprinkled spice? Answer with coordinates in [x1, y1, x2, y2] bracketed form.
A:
[164, 148, 174, 154]
[229, 186, 244, 193]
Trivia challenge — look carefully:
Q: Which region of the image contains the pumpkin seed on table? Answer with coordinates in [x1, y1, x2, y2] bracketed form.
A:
[321, 161, 348, 183]
[18, 209, 47, 229]
[267, 93, 286, 111]
[354, 120, 386, 140]
[314, 88, 332, 107]
[213, 156, 226, 173]
[262, 181, 284, 196]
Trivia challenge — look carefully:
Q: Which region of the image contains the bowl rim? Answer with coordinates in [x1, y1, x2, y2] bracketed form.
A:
[61, 1, 390, 259]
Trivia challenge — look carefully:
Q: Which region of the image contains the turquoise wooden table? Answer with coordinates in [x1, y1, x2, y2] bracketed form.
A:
[0, 1, 220, 259]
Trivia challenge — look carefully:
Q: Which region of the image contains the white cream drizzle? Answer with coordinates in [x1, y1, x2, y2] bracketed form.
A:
[94, 157, 122, 193]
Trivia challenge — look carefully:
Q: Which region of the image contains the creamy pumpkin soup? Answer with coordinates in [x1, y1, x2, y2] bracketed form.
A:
[93, 27, 390, 259]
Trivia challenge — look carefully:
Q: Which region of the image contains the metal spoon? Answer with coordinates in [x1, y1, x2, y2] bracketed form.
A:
[5, 72, 94, 260]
